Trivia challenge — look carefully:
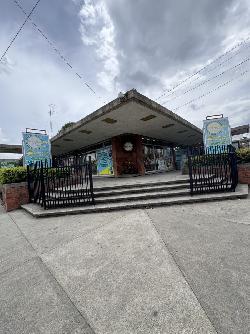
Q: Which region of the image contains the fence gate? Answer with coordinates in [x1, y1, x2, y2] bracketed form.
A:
[27, 157, 95, 209]
[187, 145, 238, 195]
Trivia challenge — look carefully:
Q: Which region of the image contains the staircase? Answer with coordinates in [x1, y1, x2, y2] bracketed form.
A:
[93, 179, 190, 204]
[21, 176, 248, 218]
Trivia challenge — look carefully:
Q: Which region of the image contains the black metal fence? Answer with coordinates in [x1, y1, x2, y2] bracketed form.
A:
[187, 145, 238, 195]
[27, 157, 95, 209]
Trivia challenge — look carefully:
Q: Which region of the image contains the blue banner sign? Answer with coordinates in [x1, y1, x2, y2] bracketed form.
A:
[96, 146, 113, 175]
[203, 117, 232, 150]
[22, 132, 51, 166]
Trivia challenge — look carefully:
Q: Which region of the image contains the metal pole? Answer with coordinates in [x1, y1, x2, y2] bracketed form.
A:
[27, 164, 32, 203]
[88, 156, 95, 204]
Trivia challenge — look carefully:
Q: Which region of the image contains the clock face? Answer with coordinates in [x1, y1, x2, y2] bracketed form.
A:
[123, 141, 133, 152]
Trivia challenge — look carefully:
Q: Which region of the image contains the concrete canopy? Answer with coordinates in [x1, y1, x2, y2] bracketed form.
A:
[51, 90, 202, 156]
[0, 144, 22, 154]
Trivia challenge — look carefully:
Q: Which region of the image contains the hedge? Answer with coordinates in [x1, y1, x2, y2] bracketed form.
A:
[0, 166, 72, 185]
[181, 147, 250, 169]
[0, 167, 27, 185]
[236, 147, 250, 163]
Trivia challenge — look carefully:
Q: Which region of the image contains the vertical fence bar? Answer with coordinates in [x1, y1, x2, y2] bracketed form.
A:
[27, 164, 32, 203]
[187, 145, 238, 195]
[40, 161, 46, 209]
[27, 156, 96, 209]
[187, 149, 193, 196]
[88, 156, 95, 204]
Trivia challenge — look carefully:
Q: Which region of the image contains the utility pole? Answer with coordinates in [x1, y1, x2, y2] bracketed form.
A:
[48, 104, 56, 138]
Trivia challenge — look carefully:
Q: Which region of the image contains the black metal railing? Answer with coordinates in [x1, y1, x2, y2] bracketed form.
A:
[187, 145, 238, 195]
[27, 157, 95, 209]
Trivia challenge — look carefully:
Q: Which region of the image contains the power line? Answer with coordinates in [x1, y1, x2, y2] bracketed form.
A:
[0, 0, 41, 63]
[13, 0, 105, 102]
[156, 36, 250, 101]
[162, 56, 250, 104]
[181, 43, 250, 85]
[161, 42, 250, 102]
[172, 69, 249, 111]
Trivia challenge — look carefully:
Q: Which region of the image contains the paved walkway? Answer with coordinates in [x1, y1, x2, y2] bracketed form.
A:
[0, 195, 249, 333]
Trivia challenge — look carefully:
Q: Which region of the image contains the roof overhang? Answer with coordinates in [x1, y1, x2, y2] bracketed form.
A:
[0, 144, 22, 154]
[51, 89, 203, 156]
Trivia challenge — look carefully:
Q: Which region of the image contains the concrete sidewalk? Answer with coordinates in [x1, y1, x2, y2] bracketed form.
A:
[0, 195, 249, 333]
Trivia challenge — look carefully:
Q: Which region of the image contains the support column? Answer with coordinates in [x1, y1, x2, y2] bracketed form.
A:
[111, 134, 145, 177]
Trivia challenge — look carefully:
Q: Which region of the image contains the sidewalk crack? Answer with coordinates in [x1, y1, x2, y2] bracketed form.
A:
[144, 209, 219, 334]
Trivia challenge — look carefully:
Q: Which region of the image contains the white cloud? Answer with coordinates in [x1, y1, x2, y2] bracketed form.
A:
[0, 56, 15, 75]
[78, 0, 120, 91]
[0, 128, 8, 143]
[1, 0, 250, 149]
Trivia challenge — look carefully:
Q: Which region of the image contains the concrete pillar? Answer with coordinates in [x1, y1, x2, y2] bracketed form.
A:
[111, 134, 145, 177]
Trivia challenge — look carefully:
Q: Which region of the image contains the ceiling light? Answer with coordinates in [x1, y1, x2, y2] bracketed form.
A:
[140, 115, 156, 121]
[79, 129, 92, 134]
[162, 124, 175, 128]
[63, 138, 73, 142]
[102, 118, 117, 124]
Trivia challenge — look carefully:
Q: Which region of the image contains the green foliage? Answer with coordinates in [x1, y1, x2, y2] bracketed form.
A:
[58, 122, 75, 134]
[0, 166, 73, 185]
[183, 148, 250, 166]
[236, 148, 250, 163]
[0, 167, 27, 185]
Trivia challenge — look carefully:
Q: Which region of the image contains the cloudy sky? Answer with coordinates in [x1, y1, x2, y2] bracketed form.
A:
[0, 0, 250, 157]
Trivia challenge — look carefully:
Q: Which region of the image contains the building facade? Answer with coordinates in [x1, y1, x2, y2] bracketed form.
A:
[51, 90, 203, 177]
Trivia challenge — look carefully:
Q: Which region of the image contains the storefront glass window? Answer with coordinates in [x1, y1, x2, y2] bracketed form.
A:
[143, 144, 174, 172]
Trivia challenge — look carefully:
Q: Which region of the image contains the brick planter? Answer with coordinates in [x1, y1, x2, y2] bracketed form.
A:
[1, 182, 29, 212]
[238, 163, 250, 185]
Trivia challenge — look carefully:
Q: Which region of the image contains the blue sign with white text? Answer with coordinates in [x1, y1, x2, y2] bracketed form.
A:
[203, 117, 232, 151]
[22, 132, 51, 166]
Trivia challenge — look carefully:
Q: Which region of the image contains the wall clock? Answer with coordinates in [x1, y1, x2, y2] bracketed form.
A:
[123, 141, 133, 152]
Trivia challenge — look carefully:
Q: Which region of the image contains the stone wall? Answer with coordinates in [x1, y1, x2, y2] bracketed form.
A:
[1, 182, 29, 212]
[238, 163, 250, 185]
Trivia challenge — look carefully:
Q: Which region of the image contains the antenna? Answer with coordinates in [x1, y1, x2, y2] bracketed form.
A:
[48, 104, 56, 138]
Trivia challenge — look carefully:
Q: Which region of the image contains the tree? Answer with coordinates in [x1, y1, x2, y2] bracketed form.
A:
[58, 122, 75, 134]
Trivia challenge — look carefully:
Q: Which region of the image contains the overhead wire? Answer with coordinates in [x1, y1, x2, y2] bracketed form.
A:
[172, 69, 249, 111]
[12, 0, 105, 102]
[162, 56, 250, 104]
[5, 0, 249, 110]
[0, 0, 41, 63]
[156, 36, 250, 101]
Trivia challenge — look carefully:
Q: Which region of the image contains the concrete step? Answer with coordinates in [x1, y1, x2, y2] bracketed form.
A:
[49, 175, 217, 195]
[46, 188, 190, 205]
[54, 177, 190, 194]
[48, 182, 190, 198]
[21, 184, 249, 218]
[94, 182, 190, 197]
[96, 188, 190, 203]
